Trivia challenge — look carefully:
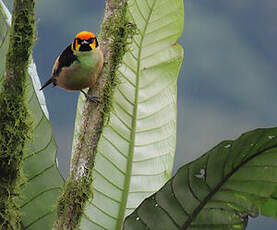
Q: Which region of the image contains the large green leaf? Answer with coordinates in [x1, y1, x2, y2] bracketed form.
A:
[72, 0, 184, 229]
[20, 70, 64, 230]
[0, 1, 64, 229]
[123, 127, 277, 230]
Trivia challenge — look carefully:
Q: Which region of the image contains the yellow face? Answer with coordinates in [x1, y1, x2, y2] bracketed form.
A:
[72, 31, 98, 51]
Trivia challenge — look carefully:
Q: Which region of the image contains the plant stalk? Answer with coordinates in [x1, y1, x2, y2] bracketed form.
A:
[53, 0, 135, 229]
[0, 0, 35, 229]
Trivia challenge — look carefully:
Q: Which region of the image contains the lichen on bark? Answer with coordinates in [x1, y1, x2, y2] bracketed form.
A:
[0, 0, 35, 229]
[53, 0, 136, 229]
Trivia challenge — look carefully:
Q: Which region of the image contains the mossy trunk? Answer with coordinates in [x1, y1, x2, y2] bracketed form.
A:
[0, 0, 35, 229]
[53, 0, 135, 229]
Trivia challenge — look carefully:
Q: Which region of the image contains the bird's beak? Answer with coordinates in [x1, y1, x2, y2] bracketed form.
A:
[81, 40, 89, 45]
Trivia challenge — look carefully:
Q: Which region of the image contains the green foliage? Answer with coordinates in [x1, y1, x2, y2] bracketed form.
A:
[124, 127, 277, 230]
[19, 75, 64, 230]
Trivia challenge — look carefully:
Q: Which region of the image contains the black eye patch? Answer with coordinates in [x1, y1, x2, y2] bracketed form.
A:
[87, 38, 94, 43]
[77, 38, 82, 44]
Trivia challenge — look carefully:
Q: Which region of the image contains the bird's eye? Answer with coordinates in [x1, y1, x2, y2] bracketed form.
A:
[87, 38, 93, 43]
[77, 38, 82, 44]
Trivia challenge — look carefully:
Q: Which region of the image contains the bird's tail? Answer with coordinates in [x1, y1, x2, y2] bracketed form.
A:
[40, 78, 53, 90]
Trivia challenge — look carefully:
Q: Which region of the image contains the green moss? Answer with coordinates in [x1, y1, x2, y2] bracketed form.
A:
[0, 77, 30, 230]
[0, 0, 35, 229]
[100, 2, 136, 124]
[6, 1, 35, 74]
[55, 175, 93, 229]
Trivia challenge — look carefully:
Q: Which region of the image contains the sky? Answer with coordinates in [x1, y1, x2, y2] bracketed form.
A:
[3, 0, 277, 229]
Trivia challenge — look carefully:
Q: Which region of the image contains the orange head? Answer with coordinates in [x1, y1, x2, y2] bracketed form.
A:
[72, 31, 99, 51]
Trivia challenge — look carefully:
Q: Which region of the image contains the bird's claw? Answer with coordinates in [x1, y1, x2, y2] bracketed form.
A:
[85, 94, 100, 103]
[80, 89, 100, 103]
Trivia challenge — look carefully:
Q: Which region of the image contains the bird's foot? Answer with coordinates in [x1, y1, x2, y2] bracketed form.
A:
[80, 89, 100, 103]
[86, 94, 100, 103]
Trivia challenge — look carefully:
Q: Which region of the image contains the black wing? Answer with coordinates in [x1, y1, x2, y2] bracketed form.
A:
[53, 44, 78, 76]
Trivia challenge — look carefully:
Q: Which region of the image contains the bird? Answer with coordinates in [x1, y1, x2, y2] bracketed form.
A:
[40, 31, 104, 102]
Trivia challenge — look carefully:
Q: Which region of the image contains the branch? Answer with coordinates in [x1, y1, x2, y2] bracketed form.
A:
[53, 0, 135, 229]
[0, 0, 35, 229]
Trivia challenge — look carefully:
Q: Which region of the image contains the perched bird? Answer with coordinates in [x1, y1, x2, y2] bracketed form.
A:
[40, 31, 104, 102]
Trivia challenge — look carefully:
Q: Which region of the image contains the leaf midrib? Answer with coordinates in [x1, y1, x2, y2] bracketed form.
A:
[115, 0, 157, 229]
[181, 141, 277, 229]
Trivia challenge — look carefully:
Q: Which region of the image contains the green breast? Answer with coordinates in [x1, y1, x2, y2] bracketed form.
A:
[60, 49, 102, 90]
[75, 50, 100, 71]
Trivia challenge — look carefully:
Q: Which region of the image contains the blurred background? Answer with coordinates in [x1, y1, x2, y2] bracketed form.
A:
[3, 0, 277, 229]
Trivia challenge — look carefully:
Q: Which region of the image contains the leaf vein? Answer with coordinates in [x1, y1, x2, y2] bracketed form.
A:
[83, 214, 109, 230]
[101, 135, 128, 159]
[94, 168, 124, 191]
[97, 150, 126, 175]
